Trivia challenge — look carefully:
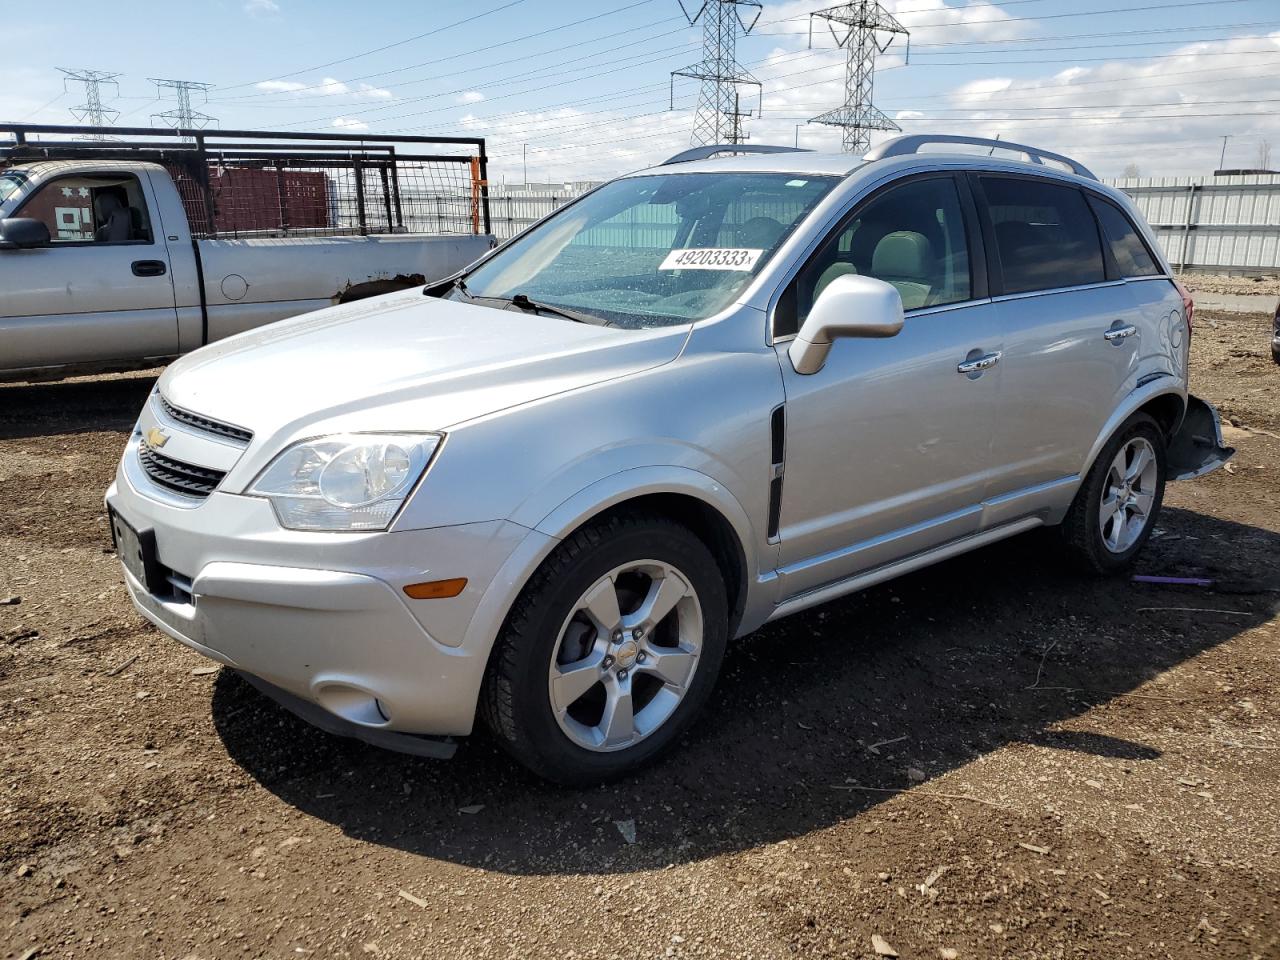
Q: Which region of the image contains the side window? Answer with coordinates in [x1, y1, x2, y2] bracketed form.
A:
[776, 176, 971, 337]
[1088, 196, 1161, 278]
[980, 176, 1104, 294]
[14, 174, 153, 244]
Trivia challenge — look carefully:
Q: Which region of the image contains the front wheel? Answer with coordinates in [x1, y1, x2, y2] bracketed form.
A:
[1060, 413, 1167, 573]
[481, 511, 728, 785]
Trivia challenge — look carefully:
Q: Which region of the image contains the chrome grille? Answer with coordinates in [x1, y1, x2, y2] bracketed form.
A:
[138, 441, 226, 498]
[158, 394, 253, 445]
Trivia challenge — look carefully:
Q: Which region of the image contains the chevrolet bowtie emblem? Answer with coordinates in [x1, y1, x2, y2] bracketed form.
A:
[146, 426, 170, 449]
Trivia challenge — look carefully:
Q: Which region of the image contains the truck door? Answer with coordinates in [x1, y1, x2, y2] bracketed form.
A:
[0, 171, 179, 372]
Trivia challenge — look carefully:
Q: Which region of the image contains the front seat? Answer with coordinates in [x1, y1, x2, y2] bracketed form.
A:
[93, 192, 132, 243]
[871, 231, 934, 310]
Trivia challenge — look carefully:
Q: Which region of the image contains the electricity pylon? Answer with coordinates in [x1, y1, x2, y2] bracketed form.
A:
[149, 78, 216, 139]
[808, 1, 909, 154]
[57, 68, 121, 139]
[671, 0, 762, 146]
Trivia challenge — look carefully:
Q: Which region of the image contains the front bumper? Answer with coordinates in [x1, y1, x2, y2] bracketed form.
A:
[107, 462, 548, 738]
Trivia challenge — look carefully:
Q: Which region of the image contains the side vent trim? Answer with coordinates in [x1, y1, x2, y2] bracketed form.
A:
[767, 404, 785, 542]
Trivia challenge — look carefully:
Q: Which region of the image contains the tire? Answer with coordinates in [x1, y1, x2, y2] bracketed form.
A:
[1060, 412, 1167, 574]
[480, 510, 729, 785]
[1271, 343, 1280, 366]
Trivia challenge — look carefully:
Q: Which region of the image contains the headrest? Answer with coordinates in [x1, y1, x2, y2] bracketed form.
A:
[738, 216, 785, 249]
[871, 231, 932, 279]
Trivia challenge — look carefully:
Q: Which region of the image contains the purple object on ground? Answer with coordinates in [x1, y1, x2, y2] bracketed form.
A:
[1132, 575, 1214, 587]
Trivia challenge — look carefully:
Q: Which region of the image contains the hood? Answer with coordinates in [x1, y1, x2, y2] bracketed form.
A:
[159, 289, 688, 440]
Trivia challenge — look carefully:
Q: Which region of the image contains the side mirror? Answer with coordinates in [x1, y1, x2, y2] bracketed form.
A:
[787, 274, 903, 375]
[0, 217, 51, 250]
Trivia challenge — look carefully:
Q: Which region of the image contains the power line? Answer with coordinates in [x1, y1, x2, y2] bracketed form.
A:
[217, 0, 533, 92]
[214, 1, 668, 102]
[671, 0, 764, 145]
[57, 68, 121, 138]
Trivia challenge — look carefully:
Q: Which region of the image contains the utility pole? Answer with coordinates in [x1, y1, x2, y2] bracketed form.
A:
[726, 88, 753, 145]
[149, 78, 216, 140]
[1218, 134, 1231, 171]
[57, 68, 121, 139]
[671, 0, 762, 146]
[807, 1, 909, 154]
[523, 143, 528, 184]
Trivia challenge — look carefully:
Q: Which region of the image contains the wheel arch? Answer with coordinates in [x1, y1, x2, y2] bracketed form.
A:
[1080, 380, 1186, 482]
[532, 469, 758, 637]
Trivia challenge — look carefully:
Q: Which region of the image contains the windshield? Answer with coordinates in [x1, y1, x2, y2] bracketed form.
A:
[455, 172, 839, 329]
[0, 171, 28, 206]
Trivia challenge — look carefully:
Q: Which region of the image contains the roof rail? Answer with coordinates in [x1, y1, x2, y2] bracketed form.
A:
[661, 144, 811, 166]
[864, 134, 1096, 181]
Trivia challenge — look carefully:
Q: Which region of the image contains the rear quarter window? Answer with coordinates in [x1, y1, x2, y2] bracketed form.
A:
[1088, 195, 1162, 278]
[980, 176, 1105, 295]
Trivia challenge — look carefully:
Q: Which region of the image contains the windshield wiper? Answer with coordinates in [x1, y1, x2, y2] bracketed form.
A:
[508, 293, 610, 327]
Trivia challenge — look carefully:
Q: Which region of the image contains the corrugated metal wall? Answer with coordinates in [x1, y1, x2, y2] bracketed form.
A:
[491, 176, 1280, 274]
[1106, 174, 1280, 274]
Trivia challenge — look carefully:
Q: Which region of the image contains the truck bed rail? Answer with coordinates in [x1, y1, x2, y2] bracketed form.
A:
[0, 123, 491, 239]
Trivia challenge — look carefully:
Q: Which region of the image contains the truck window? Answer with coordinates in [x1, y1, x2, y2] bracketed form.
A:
[776, 175, 972, 337]
[14, 174, 153, 244]
[1087, 195, 1162, 278]
[979, 176, 1105, 294]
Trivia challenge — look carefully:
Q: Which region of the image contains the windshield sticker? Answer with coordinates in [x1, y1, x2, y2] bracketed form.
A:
[659, 247, 764, 271]
[785, 179, 809, 187]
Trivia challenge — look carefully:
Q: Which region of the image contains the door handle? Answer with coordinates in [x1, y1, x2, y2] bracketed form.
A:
[957, 351, 1002, 375]
[131, 259, 167, 278]
[1103, 323, 1138, 342]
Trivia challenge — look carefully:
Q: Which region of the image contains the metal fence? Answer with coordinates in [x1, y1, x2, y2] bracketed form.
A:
[1106, 174, 1280, 275]
[490, 177, 1280, 275]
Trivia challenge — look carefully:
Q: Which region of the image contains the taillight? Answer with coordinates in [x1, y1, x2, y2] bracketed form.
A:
[1172, 278, 1194, 333]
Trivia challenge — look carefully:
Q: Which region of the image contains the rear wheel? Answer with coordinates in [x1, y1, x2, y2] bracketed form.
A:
[1061, 413, 1167, 573]
[481, 511, 728, 785]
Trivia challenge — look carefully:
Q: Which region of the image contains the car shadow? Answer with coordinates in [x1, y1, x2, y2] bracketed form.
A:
[211, 506, 1278, 876]
[0, 372, 157, 440]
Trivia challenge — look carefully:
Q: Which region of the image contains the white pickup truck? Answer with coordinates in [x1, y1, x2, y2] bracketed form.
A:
[0, 124, 494, 381]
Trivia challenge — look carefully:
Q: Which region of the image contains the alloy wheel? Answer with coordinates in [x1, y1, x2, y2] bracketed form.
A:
[1099, 436, 1159, 553]
[547, 560, 703, 752]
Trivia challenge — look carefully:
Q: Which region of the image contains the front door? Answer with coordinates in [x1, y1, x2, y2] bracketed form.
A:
[0, 171, 178, 372]
[772, 174, 1002, 599]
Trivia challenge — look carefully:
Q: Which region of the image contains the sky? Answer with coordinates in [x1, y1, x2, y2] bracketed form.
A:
[2, 0, 1278, 182]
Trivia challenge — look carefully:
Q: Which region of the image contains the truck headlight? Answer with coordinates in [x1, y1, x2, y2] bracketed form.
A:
[247, 433, 441, 531]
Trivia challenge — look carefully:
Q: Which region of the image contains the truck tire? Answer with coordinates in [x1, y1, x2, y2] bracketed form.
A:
[1060, 413, 1167, 574]
[481, 510, 728, 785]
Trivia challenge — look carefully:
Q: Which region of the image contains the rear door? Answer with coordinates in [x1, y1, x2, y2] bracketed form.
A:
[1086, 193, 1188, 382]
[0, 171, 179, 372]
[976, 174, 1137, 504]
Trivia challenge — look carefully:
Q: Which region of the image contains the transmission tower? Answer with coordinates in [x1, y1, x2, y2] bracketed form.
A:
[57, 68, 121, 139]
[149, 78, 216, 139]
[808, 1, 909, 154]
[671, 1, 762, 146]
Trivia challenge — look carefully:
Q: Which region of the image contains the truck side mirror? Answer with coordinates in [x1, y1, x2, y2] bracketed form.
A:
[0, 217, 51, 250]
[787, 274, 904, 375]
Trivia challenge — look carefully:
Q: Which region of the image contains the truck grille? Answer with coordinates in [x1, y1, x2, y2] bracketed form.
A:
[158, 394, 253, 445]
[138, 441, 226, 498]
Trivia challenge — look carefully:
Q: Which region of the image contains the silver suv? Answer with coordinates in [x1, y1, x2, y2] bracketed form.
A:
[106, 135, 1232, 784]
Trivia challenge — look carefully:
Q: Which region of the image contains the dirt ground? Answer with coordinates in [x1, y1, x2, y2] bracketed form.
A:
[2, 309, 1278, 960]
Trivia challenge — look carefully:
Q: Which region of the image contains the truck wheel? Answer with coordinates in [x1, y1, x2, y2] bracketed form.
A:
[481, 511, 728, 785]
[1060, 413, 1167, 574]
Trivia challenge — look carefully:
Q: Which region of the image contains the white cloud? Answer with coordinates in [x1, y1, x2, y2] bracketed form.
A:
[244, 0, 280, 16]
[457, 91, 486, 105]
[332, 117, 369, 131]
[254, 76, 391, 98]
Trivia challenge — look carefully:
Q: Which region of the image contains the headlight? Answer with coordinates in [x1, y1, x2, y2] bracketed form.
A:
[247, 433, 441, 532]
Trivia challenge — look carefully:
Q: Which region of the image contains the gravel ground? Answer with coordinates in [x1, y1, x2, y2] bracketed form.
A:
[1181, 274, 1280, 297]
[2, 309, 1278, 960]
